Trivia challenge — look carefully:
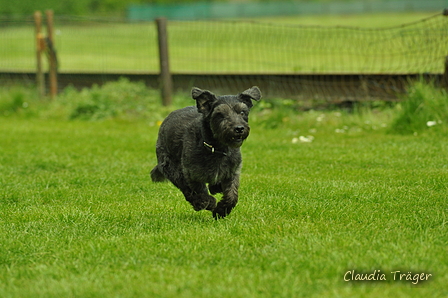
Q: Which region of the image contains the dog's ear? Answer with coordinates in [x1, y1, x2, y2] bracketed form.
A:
[192, 87, 217, 114]
[238, 86, 262, 109]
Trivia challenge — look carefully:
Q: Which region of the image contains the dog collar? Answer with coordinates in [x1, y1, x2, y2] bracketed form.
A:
[203, 142, 227, 156]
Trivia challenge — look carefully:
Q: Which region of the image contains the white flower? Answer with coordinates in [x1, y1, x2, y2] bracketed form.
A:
[299, 136, 314, 143]
[426, 121, 437, 127]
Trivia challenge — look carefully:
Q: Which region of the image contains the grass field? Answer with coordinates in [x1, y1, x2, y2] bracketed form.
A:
[1, 11, 446, 73]
[0, 80, 447, 297]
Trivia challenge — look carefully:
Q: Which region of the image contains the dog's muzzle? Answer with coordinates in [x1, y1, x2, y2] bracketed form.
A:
[229, 125, 249, 147]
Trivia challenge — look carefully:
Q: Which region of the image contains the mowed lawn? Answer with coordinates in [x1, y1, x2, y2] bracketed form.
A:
[0, 116, 446, 297]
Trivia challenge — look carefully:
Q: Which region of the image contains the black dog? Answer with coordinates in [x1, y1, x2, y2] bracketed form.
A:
[150, 86, 261, 218]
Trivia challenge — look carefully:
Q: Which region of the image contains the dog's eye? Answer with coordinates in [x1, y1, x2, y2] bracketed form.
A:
[240, 111, 246, 116]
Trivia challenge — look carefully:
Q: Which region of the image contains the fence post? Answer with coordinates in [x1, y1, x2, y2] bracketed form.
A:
[156, 17, 173, 106]
[442, 56, 448, 89]
[34, 11, 45, 98]
[46, 10, 58, 99]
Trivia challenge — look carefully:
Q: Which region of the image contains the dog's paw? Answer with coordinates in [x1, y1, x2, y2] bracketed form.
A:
[205, 195, 217, 211]
[212, 201, 235, 219]
[191, 195, 217, 211]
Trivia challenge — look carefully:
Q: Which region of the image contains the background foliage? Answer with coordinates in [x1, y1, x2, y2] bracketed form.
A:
[0, 0, 437, 17]
[0, 79, 446, 135]
[0, 0, 193, 16]
[0, 0, 279, 16]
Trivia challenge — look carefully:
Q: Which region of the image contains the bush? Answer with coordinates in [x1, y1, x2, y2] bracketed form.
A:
[0, 84, 40, 118]
[1, 79, 447, 138]
[44, 78, 181, 121]
[0, 0, 215, 16]
[0, 78, 190, 122]
[389, 80, 448, 134]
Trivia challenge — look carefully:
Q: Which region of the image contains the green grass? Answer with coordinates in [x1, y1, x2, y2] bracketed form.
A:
[390, 79, 448, 134]
[1, 11, 446, 73]
[0, 81, 447, 297]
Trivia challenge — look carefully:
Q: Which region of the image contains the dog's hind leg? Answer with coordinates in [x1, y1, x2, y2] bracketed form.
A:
[159, 164, 217, 212]
[180, 182, 217, 212]
[150, 166, 166, 182]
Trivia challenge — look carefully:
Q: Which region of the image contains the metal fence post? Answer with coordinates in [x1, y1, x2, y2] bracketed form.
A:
[156, 17, 173, 106]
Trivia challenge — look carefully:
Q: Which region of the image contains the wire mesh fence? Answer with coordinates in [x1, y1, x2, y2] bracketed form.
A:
[1, 10, 447, 101]
[168, 14, 448, 74]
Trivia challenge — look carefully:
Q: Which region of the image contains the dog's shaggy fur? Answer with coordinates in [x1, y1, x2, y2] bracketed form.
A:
[150, 86, 261, 218]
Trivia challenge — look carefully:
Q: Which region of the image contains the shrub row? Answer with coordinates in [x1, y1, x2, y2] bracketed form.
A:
[0, 78, 446, 135]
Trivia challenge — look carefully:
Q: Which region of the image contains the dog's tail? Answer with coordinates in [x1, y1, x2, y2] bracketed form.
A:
[150, 166, 166, 182]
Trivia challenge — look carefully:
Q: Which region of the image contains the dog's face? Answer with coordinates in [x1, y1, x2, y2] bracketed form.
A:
[192, 87, 262, 148]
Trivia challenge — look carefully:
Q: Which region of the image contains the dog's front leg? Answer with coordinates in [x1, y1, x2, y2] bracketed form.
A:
[213, 175, 240, 219]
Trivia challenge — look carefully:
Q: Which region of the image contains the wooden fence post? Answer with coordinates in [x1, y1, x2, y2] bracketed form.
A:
[442, 56, 448, 89]
[45, 10, 58, 99]
[34, 11, 45, 97]
[156, 17, 173, 106]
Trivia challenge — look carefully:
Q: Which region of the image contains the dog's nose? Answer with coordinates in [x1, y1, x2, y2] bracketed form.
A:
[234, 126, 244, 134]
